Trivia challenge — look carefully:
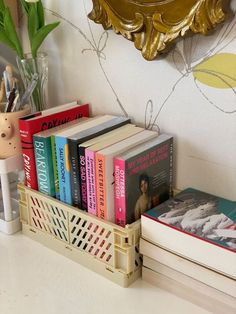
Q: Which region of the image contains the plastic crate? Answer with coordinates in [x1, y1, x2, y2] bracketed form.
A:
[18, 183, 142, 287]
[0, 154, 23, 234]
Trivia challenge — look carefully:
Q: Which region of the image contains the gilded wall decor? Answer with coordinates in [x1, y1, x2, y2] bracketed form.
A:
[88, 0, 227, 60]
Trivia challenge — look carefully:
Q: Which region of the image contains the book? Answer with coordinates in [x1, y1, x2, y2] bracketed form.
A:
[140, 237, 236, 298]
[19, 102, 73, 123]
[142, 266, 236, 314]
[114, 133, 173, 226]
[51, 135, 59, 199]
[68, 116, 131, 208]
[95, 129, 158, 222]
[33, 117, 88, 197]
[50, 117, 91, 199]
[19, 101, 89, 190]
[84, 124, 144, 215]
[78, 123, 137, 212]
[141, 188, 236, 279]
[35, 101, 80, 116]
[55, 115, 115, 205]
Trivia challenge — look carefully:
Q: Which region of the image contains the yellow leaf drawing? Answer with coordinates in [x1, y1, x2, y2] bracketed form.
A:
[193, 53, 236, 89]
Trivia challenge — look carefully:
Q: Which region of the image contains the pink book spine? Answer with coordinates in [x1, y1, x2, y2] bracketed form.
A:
[86, 149, 97, 215]
[114, 158, 126, 226]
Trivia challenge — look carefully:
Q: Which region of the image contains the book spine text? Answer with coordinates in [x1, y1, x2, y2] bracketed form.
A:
[56, 137, 72, 204]
[86, 149, 97, 215]
[114, 158, 126, 226]
[70, 142, 82, 208]
[51, 135, 60, 199]
[34, 137, 55, 196]
[19, 104, 89, 190]
[96, 153, 106, 219]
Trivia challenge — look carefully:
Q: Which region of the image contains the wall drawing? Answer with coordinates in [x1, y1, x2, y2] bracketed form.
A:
[46, 2, 235, 131]
[46, 5, 128, 118]
[40, 0, 236, 200]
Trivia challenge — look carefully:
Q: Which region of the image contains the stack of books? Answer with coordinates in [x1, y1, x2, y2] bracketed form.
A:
[140, 188, 236, 313]
[19, 101, 174, 226]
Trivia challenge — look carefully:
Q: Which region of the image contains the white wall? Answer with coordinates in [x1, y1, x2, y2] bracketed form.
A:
[38, 0, 236, 200]
[0, 44, 18, 76]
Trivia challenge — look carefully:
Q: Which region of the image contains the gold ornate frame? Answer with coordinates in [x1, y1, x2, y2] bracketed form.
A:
[89, 0, 227, 60]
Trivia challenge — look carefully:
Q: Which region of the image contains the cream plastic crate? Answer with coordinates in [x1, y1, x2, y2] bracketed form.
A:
[18, 183, 142, 287]
[0, 154, 23, 234]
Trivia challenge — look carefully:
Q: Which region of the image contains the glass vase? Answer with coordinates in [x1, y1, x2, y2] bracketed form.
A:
[16, 52, 48, 112]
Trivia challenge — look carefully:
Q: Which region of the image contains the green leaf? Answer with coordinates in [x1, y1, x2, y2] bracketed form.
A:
[28, 4, 39, 43]
[0, 17, 4, 28]
[0, 0, 5, 11]
[0, 29, 17, 51]
[193, 53, 236, 89]
[0, 0, 5, 25]
[37, 1, 45, 28]
[20, 0, 30, 14]
[31, 21, 60, 58]
[4, 8, 23, 58]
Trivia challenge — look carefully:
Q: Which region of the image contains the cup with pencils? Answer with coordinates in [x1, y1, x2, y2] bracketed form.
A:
[0, 64, 32, 159]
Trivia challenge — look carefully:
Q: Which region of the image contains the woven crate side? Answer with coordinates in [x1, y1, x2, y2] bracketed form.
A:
[30, 193, 69, 243]
[18, 184, 141, 276]
[113, 221, 141, 273]
[69, 211, 141, 274]
[18, 184, 29, 224]
[22, 222, 141, 287]
[69, 212, 116, 268]
[19, 185, 70, 243]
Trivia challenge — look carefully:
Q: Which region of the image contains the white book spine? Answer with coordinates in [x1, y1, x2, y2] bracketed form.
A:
[140, 238, 236, 298]
[141, 215, 236, 279]
[142, 267, 236, 314]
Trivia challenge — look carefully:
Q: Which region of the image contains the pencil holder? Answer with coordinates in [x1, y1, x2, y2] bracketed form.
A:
[0, 104, 31, 159]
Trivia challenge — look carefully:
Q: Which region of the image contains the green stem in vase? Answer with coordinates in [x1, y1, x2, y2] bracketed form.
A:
[1, 1, 59, 112]
[1, 0, 60, 59]
[17, 52, 48, 112]
[21, 0, 60, 58]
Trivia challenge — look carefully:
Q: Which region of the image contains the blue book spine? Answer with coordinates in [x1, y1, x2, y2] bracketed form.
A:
[56, 136, 72, 205]
[51, 135, 60, 200]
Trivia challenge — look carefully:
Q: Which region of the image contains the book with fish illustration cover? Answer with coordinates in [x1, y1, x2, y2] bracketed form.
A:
[142, 188, 236, 278]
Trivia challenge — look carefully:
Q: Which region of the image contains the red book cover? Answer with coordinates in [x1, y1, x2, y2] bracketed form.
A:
[19, 103, 89, 190]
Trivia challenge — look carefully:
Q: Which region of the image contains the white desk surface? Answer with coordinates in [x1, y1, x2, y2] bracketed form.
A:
[0, 232, 211, 314]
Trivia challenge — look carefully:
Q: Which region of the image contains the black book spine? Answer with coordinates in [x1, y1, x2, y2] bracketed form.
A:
[79, 146, 88, 211]
[69, 117, 131, 209]
[69, 140, 82, 208]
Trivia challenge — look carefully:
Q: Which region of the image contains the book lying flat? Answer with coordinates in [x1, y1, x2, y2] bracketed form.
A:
[142, 266, 236, 314]
[140, 238, 236, 298]
[141, 188, 236, 279]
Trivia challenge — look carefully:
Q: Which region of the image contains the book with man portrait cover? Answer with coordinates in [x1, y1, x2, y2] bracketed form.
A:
[141, 188, 236, 278]
[114, 133, 173, 226]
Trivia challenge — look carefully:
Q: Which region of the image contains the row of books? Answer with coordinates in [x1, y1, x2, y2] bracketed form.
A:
[19, 101, 174, 225]
[140, 188, 236, 313]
